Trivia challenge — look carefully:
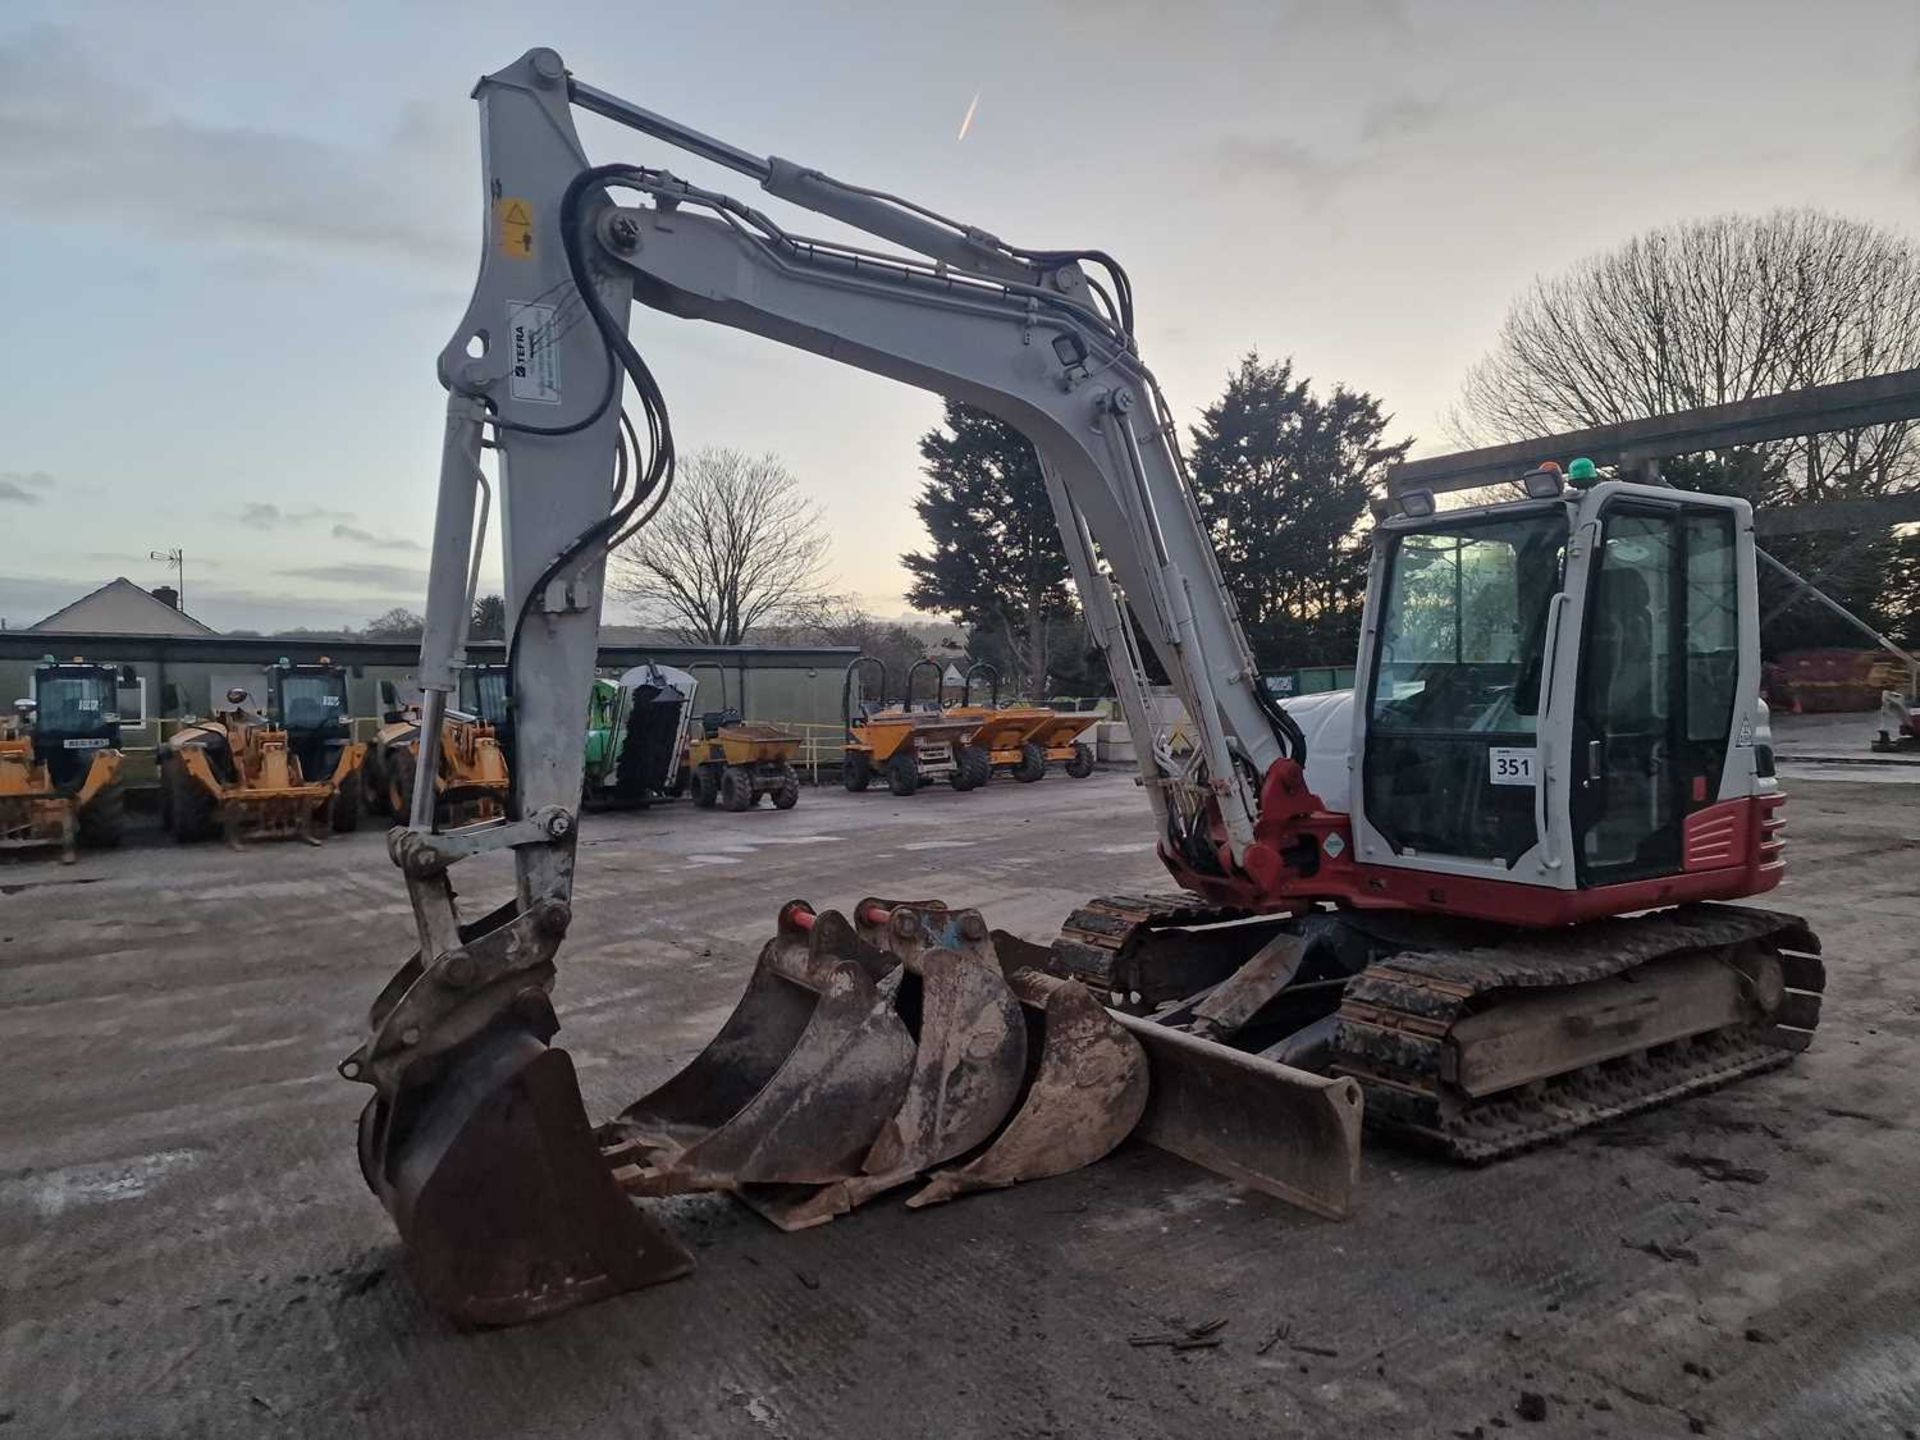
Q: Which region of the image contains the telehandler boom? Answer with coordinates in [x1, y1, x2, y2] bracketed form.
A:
[343, 50, 1819, 1326]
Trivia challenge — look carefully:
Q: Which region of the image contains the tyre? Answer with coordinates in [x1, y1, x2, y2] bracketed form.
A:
[951, 744, 991, 791]
[1013, 741, 1047, 783]
[1064, 742, 1095, 779]
[77, 783, 126, 849]
[330, 777, 360, 833]
[842, 750, 873, 792]
[721, 766, 754, 812]
[391, 760, 418, 828]
[960, 744, 990, 791]
[771, 764, 801, 810]
[887, 752, 919, 797]
[362, 752, 392, 817]
[692, 765, 721, 809]
[167, 757, 218, 843]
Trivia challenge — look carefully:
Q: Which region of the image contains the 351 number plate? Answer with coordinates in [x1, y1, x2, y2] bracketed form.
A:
[1489, 746, 1537, 786]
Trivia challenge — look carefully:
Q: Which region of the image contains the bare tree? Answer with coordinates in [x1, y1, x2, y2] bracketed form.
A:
[363, 607, 425, 638]
[1451, 210, 1920, 643]
[612, 448, 833, 645]
[1452, 210, 1920, 502]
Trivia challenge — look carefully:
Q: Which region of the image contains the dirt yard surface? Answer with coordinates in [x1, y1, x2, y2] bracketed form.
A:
[3, 768, 1917, 1439]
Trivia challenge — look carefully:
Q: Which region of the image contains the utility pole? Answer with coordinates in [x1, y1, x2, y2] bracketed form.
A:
[148, 548, 185, 609]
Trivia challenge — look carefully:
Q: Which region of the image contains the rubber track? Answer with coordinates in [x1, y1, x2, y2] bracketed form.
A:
[1331, 903, 1825, 1161]
[1052, 891, 1264, 1000]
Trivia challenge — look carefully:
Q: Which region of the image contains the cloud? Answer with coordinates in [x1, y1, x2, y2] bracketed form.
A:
[1216, 94, 1447, 200]
[0, 470, 51, 505]
[238, 502, 355, 530]
[285, 562, 429, 590]
[1212, 137, 1359, 202]
[332, 522, 423, 552]
[0, 25, 471, 271]
[1360, 96, 1448, 144]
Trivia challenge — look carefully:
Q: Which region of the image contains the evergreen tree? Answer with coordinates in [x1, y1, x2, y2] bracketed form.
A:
[1188, 353, 1411, 668]
[903, 401, 1080, 698]
[470, 593, 506, 642]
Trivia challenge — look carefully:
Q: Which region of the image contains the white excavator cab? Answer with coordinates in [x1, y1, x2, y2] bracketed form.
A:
[1339, 480, 1777, 920]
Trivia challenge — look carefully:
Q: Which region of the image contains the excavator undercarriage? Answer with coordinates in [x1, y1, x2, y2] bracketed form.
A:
[1049, 894, 1822, 1161]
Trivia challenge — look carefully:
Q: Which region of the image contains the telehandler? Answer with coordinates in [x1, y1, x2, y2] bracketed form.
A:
[0, 660, 127, 862]
[161, 660, 364, 844]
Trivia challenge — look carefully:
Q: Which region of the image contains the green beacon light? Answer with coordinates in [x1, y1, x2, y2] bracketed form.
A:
[1566, 456, 1599, 487]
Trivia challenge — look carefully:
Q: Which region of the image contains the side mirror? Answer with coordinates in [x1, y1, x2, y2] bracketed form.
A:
[226, 687, 251, 706]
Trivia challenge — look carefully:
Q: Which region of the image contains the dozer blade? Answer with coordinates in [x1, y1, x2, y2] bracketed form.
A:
[1108, 1011, 1362, 1219]
[602, 906, 917, 1195]
[358, 1023, 694, 1327]
[908, 966, 1149, 1209]
[995, 930, 1363, 1218]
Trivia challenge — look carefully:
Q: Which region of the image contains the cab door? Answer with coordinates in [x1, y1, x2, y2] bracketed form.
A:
[1570, 500, 1741, 886]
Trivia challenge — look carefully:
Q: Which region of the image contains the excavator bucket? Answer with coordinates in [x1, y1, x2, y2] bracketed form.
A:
[348, 897, 699, 1327]
[607, 897, 1146, 1232]
[739, 900, 1033, 1229]
[599, 906, 917, 1195]
[357, 1023, 695, 1327]
[994, 930, 1364, 1218]
[909, 965, 1149, 1208]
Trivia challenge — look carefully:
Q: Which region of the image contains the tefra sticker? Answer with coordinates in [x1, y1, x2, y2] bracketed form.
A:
[507, 301, 561, 405]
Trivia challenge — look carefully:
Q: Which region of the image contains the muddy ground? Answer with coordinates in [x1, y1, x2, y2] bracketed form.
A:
[2, 749, 1917, 1438]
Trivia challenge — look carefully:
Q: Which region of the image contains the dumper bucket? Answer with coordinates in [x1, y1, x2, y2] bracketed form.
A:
[600, 905, 917, 1195]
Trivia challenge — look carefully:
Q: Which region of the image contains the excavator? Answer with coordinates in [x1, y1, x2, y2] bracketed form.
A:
[342, 50, 1822, 1326]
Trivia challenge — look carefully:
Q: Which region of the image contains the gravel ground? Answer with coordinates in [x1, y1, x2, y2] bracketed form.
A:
[2, 767, 1917, 1438]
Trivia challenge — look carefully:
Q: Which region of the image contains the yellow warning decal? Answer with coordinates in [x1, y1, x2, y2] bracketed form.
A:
[497, 197, 534, 260]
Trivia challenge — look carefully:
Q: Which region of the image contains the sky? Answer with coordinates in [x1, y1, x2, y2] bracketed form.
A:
[3, 0, 1919, 632]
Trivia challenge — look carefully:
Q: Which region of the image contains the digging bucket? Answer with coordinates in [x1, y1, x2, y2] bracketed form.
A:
[996, 930, 1363, 1218]
[600, 905, 917, 1196]
[741, 899, 1033, 1229]
[356, 1021, 695, 1327]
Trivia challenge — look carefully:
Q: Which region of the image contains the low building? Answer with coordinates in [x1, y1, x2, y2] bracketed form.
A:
[27, 578, 216, 639]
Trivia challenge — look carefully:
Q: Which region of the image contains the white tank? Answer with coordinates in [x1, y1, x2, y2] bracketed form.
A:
[1277, 690, 1354, 816]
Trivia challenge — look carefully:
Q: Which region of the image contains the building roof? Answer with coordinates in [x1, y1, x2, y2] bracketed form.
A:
[27, 578, 218, 638]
